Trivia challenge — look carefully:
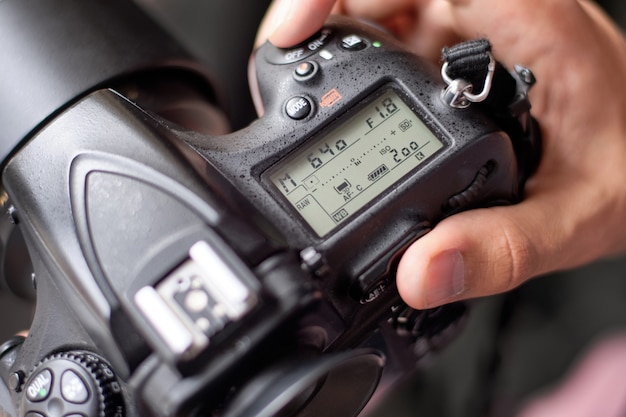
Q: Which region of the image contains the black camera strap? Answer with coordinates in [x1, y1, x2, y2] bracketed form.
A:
[441, 38, 542, 186]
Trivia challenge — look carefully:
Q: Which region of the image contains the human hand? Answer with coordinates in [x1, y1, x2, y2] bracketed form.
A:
[257, 0, 626, 310]
[256, 0, 460, 60]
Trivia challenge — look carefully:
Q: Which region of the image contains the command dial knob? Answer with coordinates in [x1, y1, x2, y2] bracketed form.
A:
[20, 351, 124, 417]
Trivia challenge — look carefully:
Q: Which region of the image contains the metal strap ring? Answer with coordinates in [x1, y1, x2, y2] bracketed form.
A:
[441, 53, 496, 108]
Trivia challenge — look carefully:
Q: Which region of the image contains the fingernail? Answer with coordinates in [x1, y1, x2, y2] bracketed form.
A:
[269, 0, 294, 34]
[423, 250, 466, 307]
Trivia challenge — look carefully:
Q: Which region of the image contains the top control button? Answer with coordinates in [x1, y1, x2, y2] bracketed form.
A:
[21, 352, 124, 417]
[61, 370, 90, 404]
[265, 29, 333, 64]
[340, 35, 367, 51]
[294, 61, 318, 81]
[285, 96, 313, 120]
[25, 369, 52, 402]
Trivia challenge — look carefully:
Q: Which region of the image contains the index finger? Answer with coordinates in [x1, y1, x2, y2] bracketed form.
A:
[255, 0, 337, 48]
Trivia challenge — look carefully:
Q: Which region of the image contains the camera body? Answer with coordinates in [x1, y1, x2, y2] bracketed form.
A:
[0, 5, 539, 417]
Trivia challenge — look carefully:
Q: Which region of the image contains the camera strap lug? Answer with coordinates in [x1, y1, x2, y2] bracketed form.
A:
[440, 38, 541, 185]
[441, 51, 495, 108]
[440, 38, 533, 112]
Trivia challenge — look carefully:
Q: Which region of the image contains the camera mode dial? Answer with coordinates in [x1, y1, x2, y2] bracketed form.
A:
[19, 351, 124, 417]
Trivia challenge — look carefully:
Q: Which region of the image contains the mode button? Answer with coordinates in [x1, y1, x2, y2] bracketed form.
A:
[285, 96, 313, 120]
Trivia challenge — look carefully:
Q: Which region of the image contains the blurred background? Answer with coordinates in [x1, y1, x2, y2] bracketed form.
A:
[1, 1, 625, 416]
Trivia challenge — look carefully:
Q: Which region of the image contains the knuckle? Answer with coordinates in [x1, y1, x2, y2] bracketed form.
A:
[491, 217, 537, 293]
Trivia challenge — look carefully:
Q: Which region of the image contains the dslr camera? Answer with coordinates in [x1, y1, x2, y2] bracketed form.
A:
[0, 1, 540, 417]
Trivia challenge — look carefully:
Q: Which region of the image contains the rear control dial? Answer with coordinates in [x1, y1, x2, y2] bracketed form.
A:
[20, 351, 124, 417]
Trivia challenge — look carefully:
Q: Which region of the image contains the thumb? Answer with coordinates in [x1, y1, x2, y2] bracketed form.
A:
[397, 163, 626, 309]
[396, 203, 543, 310]
[395, 171, 608, 309]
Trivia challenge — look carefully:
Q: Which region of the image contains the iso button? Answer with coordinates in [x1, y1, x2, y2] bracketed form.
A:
[285, 96, 313, 120]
